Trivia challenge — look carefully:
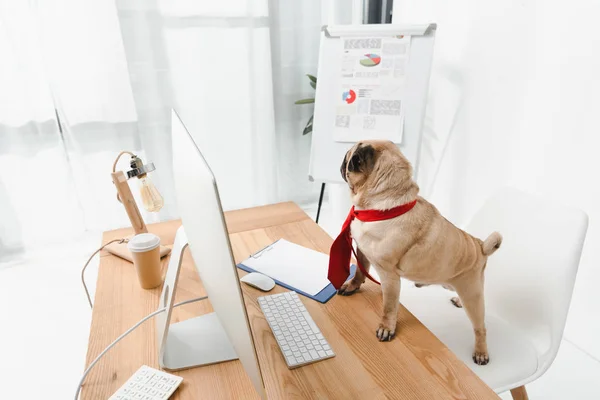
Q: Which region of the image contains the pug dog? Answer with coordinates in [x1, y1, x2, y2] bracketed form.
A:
[338, 140, 502, 365]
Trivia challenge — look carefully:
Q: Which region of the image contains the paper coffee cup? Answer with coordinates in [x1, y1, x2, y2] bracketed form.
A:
[128, 233, 163, 289]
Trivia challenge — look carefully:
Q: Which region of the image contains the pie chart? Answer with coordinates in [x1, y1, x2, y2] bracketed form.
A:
[342, 89, 356, 104]
[360, 53, 381, 67]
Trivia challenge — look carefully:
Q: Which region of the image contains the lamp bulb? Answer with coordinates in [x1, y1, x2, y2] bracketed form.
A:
[139, 176, 164, 212]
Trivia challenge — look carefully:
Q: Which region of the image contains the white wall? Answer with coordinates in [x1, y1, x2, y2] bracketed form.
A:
[394, 0, 600, 359]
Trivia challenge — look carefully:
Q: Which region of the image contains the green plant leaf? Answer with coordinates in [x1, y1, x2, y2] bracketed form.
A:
[303, 115, 314, 135]
[294, 98, 315, 104]
[307, 74, 317, 83]
[309, 80, 316, 89]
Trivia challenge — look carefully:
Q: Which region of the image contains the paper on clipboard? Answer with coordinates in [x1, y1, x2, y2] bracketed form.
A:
[241, 239, 331, 296]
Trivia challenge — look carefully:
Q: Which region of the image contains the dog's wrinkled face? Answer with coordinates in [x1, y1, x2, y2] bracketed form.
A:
[340, 140, 414, 197]
[340, 142, 376, 190]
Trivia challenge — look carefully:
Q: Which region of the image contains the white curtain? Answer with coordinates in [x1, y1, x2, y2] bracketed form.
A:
[0, 0, 322, 262]
[154, 0, 323, 209]
[0, 0, 142, 261]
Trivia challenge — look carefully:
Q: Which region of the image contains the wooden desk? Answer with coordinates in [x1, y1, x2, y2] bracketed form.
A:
[83, 202, 498, 399]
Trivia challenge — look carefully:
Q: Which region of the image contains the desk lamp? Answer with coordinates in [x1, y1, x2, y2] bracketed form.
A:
[105, 151, 171, 261]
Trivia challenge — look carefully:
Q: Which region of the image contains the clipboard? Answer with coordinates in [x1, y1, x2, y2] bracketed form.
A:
[236, 239, 357, 304]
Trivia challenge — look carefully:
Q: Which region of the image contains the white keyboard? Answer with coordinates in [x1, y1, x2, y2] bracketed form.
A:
[258, 291, 335, 368]
[109, 365, 183, 400]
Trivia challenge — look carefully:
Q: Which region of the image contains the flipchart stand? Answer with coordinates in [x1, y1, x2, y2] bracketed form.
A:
[309, 24, 437, 222]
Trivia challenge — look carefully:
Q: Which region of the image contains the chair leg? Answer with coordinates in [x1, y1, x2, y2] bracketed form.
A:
[510, 385, 528, 400]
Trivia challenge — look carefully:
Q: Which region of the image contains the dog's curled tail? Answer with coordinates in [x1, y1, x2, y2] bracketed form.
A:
[482, 232, 502, 256]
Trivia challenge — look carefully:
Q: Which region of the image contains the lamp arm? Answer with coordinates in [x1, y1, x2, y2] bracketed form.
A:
[112, 150, 135, 173]
[111, 170, 148, 234]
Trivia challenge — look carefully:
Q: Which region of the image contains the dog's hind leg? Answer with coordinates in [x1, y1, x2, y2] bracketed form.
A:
[338, 247, 371, 296]
[454, 274, 489, 365]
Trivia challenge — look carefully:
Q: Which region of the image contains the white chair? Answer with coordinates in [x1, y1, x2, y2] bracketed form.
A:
[400, 187, 588, 399]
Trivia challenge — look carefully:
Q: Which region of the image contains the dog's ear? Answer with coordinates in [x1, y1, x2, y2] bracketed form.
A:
[340, 151, 349, 182]
[348, 144, 375, 173]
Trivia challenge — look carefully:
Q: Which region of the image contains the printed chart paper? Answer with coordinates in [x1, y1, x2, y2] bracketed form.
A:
[333, 35, 411, 144]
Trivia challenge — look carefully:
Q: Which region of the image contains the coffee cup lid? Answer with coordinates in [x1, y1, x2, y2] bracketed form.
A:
[128, 233, 161, 252]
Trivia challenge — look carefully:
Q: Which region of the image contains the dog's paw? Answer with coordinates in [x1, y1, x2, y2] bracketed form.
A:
[450, 296, 463, 308]
[337, 279, 362, 296]
[375, 323, 396, 342]
[472, 351, 489, 365]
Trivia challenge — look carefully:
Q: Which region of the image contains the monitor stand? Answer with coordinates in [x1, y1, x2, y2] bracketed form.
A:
[155, 226, 239, 371]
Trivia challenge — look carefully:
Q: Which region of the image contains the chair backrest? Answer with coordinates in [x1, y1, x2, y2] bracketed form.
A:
[466, 187, 588, 369]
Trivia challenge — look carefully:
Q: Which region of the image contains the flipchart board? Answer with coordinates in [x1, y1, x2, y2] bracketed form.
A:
[308, 24, 436, 183]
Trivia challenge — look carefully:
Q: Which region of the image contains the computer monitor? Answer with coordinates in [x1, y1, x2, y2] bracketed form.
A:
[169, 109, 266, 398]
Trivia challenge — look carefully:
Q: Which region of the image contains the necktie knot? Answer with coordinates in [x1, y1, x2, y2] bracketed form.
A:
[327, 199, 418, 289]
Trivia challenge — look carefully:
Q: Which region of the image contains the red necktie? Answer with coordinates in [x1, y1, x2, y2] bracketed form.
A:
[327, 200, 418, 289]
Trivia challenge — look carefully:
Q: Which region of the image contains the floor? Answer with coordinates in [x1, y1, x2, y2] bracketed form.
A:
[0, 201, 599, 399]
